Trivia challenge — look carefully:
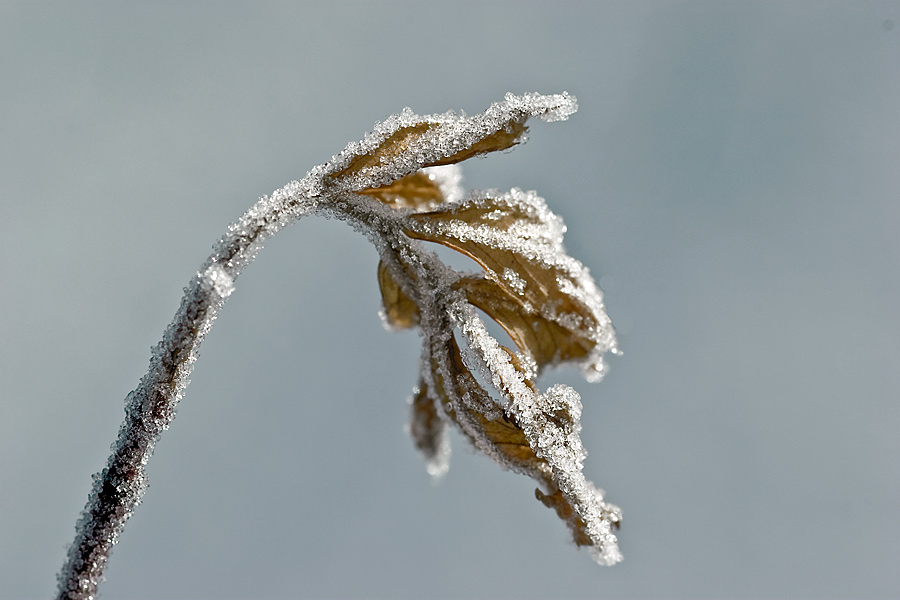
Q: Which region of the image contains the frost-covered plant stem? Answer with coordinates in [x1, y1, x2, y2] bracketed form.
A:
[57, 184, 318, 600]
[59, 93, 622, 600]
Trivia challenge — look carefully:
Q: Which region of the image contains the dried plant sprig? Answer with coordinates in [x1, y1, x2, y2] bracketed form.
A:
[57, 92, 621, 600]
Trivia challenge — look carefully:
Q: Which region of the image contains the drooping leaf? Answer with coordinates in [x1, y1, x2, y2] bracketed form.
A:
[358, 92, 623, 565]
[408, 382, 448, 477]
[415, 311, 621, 561]
[535, 486, 618, 548]
[425, 120, 528, 167]
[405, 189, 617, 379]
[377, 259, 420, 329]
[323, 92, 577, 192]
[359, 170, 446, 211]
[327, 123, 438, 183]
[457, 274, 593, 370]
[425, 333, 549, 479]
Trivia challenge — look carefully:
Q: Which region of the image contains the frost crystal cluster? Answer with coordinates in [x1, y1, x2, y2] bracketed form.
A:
[58, 92, 622, 600]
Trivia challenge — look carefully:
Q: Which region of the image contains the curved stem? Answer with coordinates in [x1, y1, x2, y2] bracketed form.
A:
[56, 181, 317, 600]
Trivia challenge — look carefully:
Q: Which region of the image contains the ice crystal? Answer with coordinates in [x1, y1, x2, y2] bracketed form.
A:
[58, 92, 621, 600]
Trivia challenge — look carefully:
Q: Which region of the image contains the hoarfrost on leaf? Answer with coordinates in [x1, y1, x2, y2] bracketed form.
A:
[349, 94, 620, 564]
[58, 91, 621, 600]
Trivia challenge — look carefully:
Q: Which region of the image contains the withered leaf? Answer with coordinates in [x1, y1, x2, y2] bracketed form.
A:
[416, 324, 619, 558]
[359, 93, 621, 565]
[457, 274, 593, 370]
[425, 120, 528, 167]
[327, 123, 438, 183]
[324, 92, 577, 192]
[405, 190, 615, 376]
[426, 334, 548, 478]
[377, 260, 420, 329]
[327, 119, 527, 190]
[408, 383, 447, 475]
[359, 171, 445, 211]
[535, 487, 595, 547]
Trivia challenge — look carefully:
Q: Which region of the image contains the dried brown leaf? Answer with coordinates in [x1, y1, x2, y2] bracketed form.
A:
[358, 171, 445, 210]
[457, 274, 593, 369]
[535, 487, 595, 547]
[405, 192, 610, 373]
[433, 336, 549, 477]
[359, 93, 621, 564]
[408, 383, 446, 471]
[324, 93, 575, 191]
[423, 332, 614, 553]
[425, 120, 528, 167]
[377, 260, 420, 329]
[327, 123, 438, 182]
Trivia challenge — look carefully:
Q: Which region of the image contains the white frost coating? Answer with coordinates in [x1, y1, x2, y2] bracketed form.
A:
[502, 267, 527, 294]
[203, 263, 235, 299]
[59, 92, 621, 600]
[422, 165, 465, 204]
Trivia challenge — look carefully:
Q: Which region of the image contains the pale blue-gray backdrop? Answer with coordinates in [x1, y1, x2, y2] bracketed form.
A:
[2, 1, 898, 598]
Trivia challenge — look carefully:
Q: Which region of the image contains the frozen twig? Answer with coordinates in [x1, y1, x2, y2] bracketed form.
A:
[57, 92, 622, 600]
[56, 183, 317, 599]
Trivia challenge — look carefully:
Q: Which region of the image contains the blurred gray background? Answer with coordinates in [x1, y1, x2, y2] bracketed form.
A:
[2, 1, 898, 598]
